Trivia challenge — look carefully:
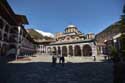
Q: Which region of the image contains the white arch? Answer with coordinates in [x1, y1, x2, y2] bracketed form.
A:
[46, 41, 97, 57]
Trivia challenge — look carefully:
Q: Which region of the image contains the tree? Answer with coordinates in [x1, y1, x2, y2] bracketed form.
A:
[119, 5, 125, 60]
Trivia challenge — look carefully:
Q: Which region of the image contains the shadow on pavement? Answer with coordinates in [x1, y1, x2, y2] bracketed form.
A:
[0, 61, 113, 83]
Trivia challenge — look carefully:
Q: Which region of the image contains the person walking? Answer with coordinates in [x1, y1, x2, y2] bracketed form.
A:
[61, 56, 65, 66]
[59, 56, 61, 64]
[93, 55, 96, 61]
[52, 55, 57, 67]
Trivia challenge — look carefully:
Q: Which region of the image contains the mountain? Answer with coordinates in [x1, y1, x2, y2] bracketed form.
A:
[35, 29, 54, 38]
[26, 29, 54, 40]
[27, 29, 43, 39]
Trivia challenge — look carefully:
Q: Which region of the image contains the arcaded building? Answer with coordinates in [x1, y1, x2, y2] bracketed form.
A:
[0, 0, 36, 59]
[46, 25, 97, 56]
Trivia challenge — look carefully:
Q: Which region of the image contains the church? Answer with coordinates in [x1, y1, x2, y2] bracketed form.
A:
[46, 25, 97, 56]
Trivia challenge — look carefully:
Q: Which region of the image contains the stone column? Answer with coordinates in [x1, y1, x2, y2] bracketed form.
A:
[56, 46, 59, 55]
[80, 45, 83, 56]
[39, 45, 41, 53]
[42, 45, 44, 54]
[67, 45, 69, 56]
[48, 46, 50, 55]
[100, 46, 103, 54]
[41, 45, 43, 54]
[7, 25, 11, 42]
[72, 45, 75, 56]
[2, 23, 6, 41]
[60, 46, 62, 56]
[45, 45, 48, 55]
[43, 46, 45, 54]
[92, 44, 97, 56]
[43, 45, 44, 54]
[46, 46, 47, 55]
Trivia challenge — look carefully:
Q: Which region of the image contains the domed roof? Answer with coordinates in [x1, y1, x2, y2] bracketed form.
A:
[67, 24, 76, 28]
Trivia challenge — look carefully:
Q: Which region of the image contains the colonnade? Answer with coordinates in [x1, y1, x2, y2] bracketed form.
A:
[36, 45, 47, 53]
[46, 42, 97, 56]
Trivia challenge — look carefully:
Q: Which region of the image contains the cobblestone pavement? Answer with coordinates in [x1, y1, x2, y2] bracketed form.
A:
[1, 54, 113, 83]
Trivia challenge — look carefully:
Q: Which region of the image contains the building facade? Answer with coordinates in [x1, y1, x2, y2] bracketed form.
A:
[46, 25, 97, 56]
[0, 0, 36, 60]
[95, 21, 123, 55]
[95, 5, 125, 56]
[34, 40, 54, 54]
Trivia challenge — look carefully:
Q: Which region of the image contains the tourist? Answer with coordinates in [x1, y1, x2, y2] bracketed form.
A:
[52, 55, 57, 67]
[61, 56, 65, 66]
[93, 55, 96, 61]
[58, 55, 65, 66]
[59, 55, 62, 64]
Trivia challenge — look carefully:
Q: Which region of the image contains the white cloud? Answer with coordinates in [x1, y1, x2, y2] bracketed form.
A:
[35, 29, 54, 38]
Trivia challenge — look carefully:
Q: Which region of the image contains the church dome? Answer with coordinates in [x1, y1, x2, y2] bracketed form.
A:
[65, 24, 78, 33]
[67, 24, 76, 28]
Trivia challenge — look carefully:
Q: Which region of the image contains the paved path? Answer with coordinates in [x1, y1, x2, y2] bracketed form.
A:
[1, 55, 113, 83]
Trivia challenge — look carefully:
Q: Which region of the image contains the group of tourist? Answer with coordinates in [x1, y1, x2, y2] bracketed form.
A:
[52, 54, 65, 67]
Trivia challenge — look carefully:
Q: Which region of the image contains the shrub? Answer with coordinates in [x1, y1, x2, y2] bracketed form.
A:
[109, 46, 120, 63]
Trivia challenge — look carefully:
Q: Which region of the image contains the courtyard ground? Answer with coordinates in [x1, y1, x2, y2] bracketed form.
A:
[0, 54, 113, 83]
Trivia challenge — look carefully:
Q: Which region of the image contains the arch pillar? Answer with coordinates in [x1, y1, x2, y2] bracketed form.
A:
[100, 46, 103, 54]
[91, 44, 97, 56]
[44, 46, 46, 54]
[41, 45, 43, 53]
[56, 46, 58, 55]
[2, 23, 6, 41]
[7, 25, 11, 42]
[46, 46, 49, 55]
[60, 46, 62, 56]
[80, 45, 83, 56]
[67, 45, 69, 56]
[72, 45, 75, 56]
[45, 45, 48, 55]
[40, 45, 42, 53]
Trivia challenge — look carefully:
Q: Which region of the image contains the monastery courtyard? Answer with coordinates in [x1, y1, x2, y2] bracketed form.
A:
[1, 54, 113, 83]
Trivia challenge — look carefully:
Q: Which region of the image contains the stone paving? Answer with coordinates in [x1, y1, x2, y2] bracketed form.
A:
[0, 54, 113, 83]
